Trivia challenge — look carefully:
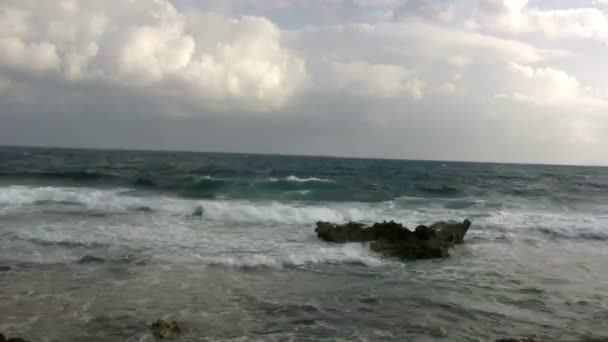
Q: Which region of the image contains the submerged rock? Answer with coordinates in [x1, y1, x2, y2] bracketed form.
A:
[150, 319, 181, 339]
[134, 206, 154, 213]
[314, 219, 471, 260]
[192, 206, 204, 217]
[78, 255, 106, 264]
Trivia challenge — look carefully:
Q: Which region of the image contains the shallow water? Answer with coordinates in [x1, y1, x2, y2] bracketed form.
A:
[1, 147, 608, 341]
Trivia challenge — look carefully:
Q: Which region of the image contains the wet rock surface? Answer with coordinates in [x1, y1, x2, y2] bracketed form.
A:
[315, 219, 471, 260]
[150, 319, 181, 339]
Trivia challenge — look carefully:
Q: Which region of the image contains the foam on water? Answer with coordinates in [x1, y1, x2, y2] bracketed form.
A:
[1, 186, 138, 209]
[3, 185, 608, 239]
[194, 244, 385, 269]
[267, 175, 335, 183]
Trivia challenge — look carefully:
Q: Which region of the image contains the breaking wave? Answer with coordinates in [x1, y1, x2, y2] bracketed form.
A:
[195, 244, 385, 269]
[267, 176, 335, 183]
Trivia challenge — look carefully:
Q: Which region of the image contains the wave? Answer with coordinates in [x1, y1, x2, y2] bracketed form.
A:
[479, 210, 608, 242]
[3, 186, 607, 242]
[267, 176, 335, 183]
[195, 244, 385, 269]
[0, 185, 164, 213]
[194, 200, 402, 225]
[534, 227, 608, 241]
[0, 185, 398, 224]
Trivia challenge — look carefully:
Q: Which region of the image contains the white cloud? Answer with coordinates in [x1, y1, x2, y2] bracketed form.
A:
[470, 0, 608, 42]
[330, 60, 423, 99]
[1, 0, 608, 164]
[495, 62, 607, 107]
[0, 0, 309, 110]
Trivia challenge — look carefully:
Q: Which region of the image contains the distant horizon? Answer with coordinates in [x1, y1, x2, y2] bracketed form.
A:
[2, 143, 606, 168]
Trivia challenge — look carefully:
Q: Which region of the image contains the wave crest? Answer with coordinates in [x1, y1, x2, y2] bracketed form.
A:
[196, 245, 384, 269]
[268, 176, 335, 183]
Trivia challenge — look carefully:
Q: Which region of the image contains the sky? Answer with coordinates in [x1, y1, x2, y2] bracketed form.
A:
[1, 0, 607, 165]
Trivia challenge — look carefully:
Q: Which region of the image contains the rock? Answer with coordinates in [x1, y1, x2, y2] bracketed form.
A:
[314, 221, 372, 242]
[314, 219, 471, 260]
[78, 255, 106, 264]
[135, 206, 154, 213]
[0, 333, 30, 342]
[150, 319, 181, 339]
[192, 206, 204, 217]
[430, 218, 471, 244]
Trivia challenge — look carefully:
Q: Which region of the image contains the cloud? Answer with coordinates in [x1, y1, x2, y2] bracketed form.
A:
[495, 62, 607, 107]
[464, 0, 608, 42]
[1, 0, 608, 165]
[0, 0, 309, 111]
[330, 61, 423, 99]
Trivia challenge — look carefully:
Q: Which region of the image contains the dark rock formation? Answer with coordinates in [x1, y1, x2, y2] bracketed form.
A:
[314, 219, 471, 260]
[0, 334, 30, 342]
[150, 319, 181, 339]
[192, 206, 204, 217]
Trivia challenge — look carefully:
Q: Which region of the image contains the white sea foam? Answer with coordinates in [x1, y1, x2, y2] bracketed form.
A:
[0, 186, 397, 224]
[0, 185, 185, 214]
[195, 244, 385, 269]
[196, 200, 395, 224]
[267, 175, 335, 183]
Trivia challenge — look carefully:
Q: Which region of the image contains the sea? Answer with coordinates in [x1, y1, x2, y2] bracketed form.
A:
[0, 146, 607, 342]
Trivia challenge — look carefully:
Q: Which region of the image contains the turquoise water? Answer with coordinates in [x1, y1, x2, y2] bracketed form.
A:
[1, 147, 607, 341]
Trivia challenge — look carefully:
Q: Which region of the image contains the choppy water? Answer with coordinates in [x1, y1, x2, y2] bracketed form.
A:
[1, 146, 607, 341]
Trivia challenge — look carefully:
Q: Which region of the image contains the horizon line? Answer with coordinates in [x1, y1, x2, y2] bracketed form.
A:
[0, 143, 606, 168]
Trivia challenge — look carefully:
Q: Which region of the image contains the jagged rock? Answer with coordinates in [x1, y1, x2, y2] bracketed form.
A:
[150, 319, 181, 339]
[314, 219, 471, 260]
[431, 219, 471, 244]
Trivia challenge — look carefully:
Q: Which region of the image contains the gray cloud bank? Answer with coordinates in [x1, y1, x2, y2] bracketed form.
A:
[1, 0, 607, 165]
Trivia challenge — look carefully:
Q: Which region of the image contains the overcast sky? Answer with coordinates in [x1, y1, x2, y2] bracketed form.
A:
[1, 0, 607, 165]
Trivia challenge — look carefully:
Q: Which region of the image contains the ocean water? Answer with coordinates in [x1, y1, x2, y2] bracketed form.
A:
[1, 147, 607, 342]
